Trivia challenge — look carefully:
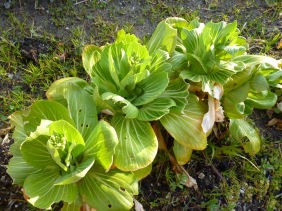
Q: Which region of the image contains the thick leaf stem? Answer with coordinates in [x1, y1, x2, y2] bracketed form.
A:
[152, 122, 198, 190]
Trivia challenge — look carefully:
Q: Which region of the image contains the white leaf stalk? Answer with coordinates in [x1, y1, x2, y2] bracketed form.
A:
[201, 84, 224, 134]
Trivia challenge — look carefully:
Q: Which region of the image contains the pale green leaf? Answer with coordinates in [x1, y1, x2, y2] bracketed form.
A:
[173, 142, 193, 165]
[147, 17, 188, 54]
[232, 55, 280, 69]
[160, 78, 189, 112]
[132, 71, 169, 106]
[47, 77, 98, 140]
[160, 95, 207, 150]
[84, 120, 119, 171]
[250, 74, 269, 92]
[137, 98, 175, 121]
[168, 51, 187, 72]
[21, 135, 57, 168]
[9, 111, 28, 144]
[229, 119, 261, 155]
[111, 115, 158, 171]
[46, 77, 90, 106]
[132, 164, 152, 180]
[246, 91, 277, 109]
[223, 82, 250, 119]
[22, 100, 74, 135]
[24, 168, 78, 209]
[54, 157, 95, 185]
[7, 152, 39, 186]
[149, 49, 171, 73]
[102, 92, 139, 119]
[79, 167, 138, 210]
[82, 45, 102, 76]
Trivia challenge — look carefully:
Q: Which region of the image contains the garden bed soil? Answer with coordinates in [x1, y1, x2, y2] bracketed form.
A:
[0, 0, 281, 210]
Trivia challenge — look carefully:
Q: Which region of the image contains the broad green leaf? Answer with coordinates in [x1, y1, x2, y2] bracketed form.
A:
[46, 77, 90, 106]
[223, 82, 250, 119]
[47, 77, 98, 140]
[54, 157, 95, 185]
[84, 120, 119, 171]
[89, 45, 119, 91]
[173, 142, 193, 165]
[79, 167, 138, 210]
[137, 98, 175, 121]
[250, 74, 269, 92]
[223, 67, 253, 93]
[147, 17, 188, 54]
[246, 91, 277, 109]
[9, 111, 28, 144]
[229, 119, 261, 155]
[133, 71, 169, 106]
[24, 167, 78, 209]
[82, 45, 102, 76]
[232, 55, 280, 69]
[21, 135, 57, 168]
[7, 150, 39, 186]
[132, 164, 152, 180]
[160, 95, 207, 150]
[265, 69, 282, 85]
[160, 78, 189, 112]
[169, 51, 188, 72]
[102, 92, 139, 119]
[64, 85, 98, 141]
[111, 115, 158, 171]
[8, 114, 49, 185]
[149, 49, 171, 73]
[180, 61, 236, 86]
[19, 100, 74, 138]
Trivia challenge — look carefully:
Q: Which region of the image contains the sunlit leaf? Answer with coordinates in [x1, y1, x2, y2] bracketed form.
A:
[79, 167, 138, 210]
[84, 120, 118, 171]
[47, 77, 98, 140]
[160, 95, 207, 150]
[24, 168, 78, 209]
[173, 142, 193, 165]
[111, 115, 158, 171]
[229, 119, 261, 155]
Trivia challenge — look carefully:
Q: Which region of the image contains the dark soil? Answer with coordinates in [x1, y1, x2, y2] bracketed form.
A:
[0, 139, 30, 211]
[0, 0, 281, 210]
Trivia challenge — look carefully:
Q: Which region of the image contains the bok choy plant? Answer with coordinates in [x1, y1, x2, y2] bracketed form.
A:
[82, 30, 191, 171]
[148, 17, 281, 162]
[7, 78, 138, 210]
[7, 17, 281, 210]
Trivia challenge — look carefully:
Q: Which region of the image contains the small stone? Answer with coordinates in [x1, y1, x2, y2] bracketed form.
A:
[198, 172, 205, 179]
[7, 73, 13, 79]
[4, 1, 11, 9]
[240, 188, 245, 194]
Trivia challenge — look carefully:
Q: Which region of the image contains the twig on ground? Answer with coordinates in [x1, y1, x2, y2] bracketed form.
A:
[74, 0, 89, 5]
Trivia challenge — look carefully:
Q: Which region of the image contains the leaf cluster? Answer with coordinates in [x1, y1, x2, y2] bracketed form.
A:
[7, 17, 281, 210]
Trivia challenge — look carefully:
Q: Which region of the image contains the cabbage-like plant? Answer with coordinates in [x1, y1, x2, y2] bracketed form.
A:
[147, 17, 281, 163]
[82, 30, 191, 171]
[7, 78, 138, 210]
